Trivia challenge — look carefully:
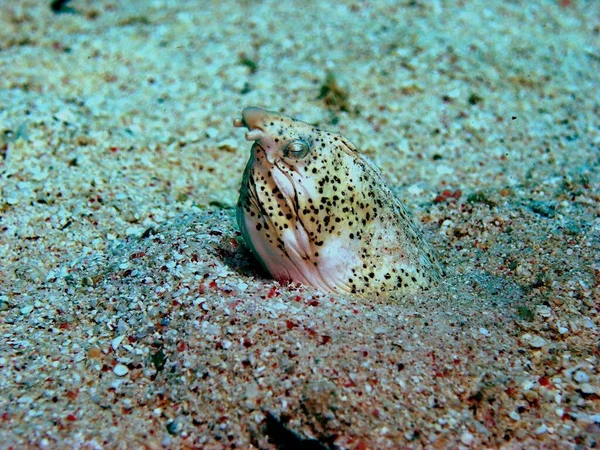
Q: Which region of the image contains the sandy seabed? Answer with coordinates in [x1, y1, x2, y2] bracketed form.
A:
[0, 1, 599, 448]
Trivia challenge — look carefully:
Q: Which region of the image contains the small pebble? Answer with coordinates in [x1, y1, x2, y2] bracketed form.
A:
[529, 336, 547, 348]
[88, 346, 102, 359]
[125, 226, 143, 236]
[113, 364, 129, 376]
[536, 305, 552, 318]
[573, 370, 589, 383]
[404, 431, 417, 441]
[217, 138, 237, 149]
[460, 431, 474, 446]
[205, 127, 218, 138]
[166, 419, 182, 435]
[579, 383, 598, 395]
[20, 305, 34, 315]
[111, 335, 125, 351]
[522, 379, 535, 391]
[534, 424, 547, 434]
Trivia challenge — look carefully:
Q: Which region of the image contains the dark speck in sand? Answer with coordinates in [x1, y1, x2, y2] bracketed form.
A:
[151, 348, 167, 372]
[517, 306, 534, 321]
[317, 71, 351, 114]
[529, 200, 556, 218]
[50, 0, 74, 14]
[139, 226, 157, 239]
[264, 412, 333, 450]
[467, 190, 497, 207]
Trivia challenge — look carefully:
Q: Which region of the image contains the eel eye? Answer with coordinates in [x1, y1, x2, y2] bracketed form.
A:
[283, 140, 310, 159]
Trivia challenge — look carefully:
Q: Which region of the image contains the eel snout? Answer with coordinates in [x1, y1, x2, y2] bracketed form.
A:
[233, 107, 272, 142]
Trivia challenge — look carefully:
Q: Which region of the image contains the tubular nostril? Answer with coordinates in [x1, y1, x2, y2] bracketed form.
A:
[245, 129, 264, 141]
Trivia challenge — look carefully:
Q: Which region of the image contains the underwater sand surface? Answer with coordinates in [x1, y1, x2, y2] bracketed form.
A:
[0, 0, 599, 448]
